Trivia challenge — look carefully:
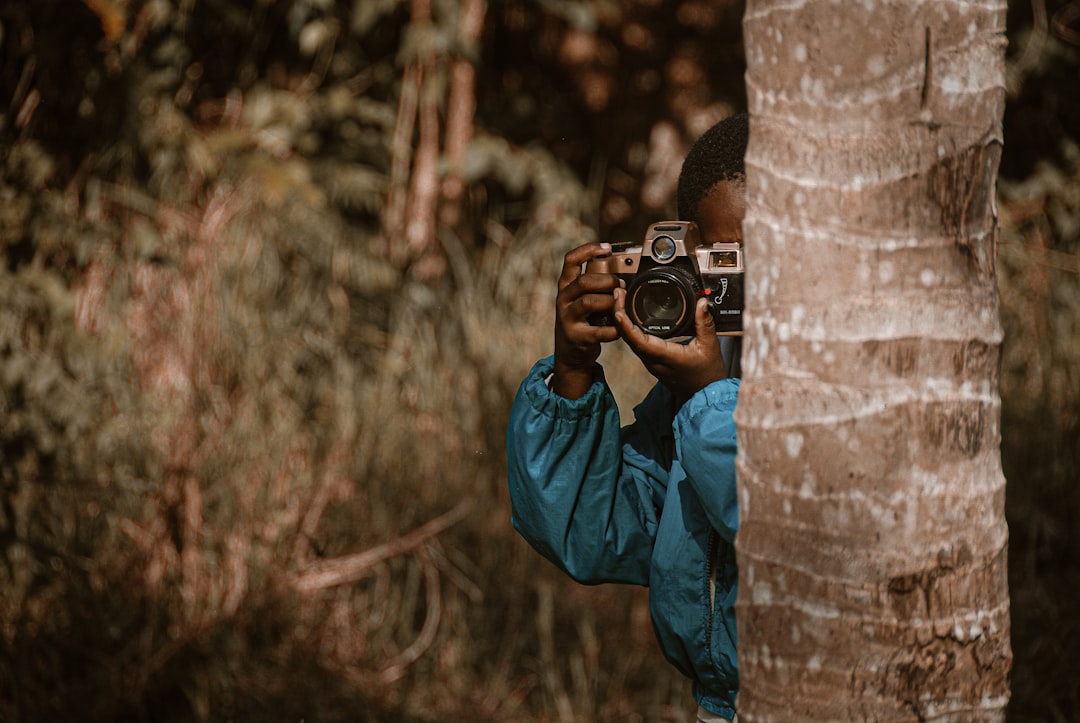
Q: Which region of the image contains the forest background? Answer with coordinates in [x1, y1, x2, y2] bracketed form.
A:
[0, 0, 1076, 721]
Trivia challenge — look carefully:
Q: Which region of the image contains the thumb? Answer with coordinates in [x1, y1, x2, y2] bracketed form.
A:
[695, 296, 716, 337]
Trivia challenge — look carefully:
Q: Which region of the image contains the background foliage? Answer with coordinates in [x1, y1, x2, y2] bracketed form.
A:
[0, 1, 1076, 720]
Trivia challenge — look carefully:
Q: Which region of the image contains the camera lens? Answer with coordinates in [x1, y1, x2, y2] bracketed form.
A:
[638, 283, 682, 321]
[627, 267, 699, 338]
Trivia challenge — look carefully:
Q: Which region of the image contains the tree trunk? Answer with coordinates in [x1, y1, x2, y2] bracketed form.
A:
[735, 1, 1012, 720]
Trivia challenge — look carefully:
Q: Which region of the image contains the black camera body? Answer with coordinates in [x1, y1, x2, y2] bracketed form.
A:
[587, 221, 743, 338]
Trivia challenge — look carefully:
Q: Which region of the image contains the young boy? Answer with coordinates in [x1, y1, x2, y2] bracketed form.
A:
[506, 113, 748, 721]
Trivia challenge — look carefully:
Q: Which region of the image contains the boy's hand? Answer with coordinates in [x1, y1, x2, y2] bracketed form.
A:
[552, 242, 623, 400]
[615, 289, 727, 405]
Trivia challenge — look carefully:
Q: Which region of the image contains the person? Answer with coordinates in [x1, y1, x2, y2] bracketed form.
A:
[505, 113, 748, 722]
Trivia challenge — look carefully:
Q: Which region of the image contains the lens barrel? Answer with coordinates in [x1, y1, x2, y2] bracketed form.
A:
[627, 266, 700, 338]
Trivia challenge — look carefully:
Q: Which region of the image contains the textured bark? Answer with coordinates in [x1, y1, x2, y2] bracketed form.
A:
[736, 1, 1012, 720]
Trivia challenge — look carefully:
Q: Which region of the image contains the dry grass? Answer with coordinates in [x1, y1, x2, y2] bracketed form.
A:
[0, 79, 692, 719]
[997, 159, 1080, 722]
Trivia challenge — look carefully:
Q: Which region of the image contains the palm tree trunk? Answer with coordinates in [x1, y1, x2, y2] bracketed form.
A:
[735, 1, 1013, 719]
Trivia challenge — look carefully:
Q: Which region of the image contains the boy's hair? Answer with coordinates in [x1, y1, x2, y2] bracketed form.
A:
[676, 113, 749, 223]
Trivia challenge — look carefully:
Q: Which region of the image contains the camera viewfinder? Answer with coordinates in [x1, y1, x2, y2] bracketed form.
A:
[709, 251, 739, 268]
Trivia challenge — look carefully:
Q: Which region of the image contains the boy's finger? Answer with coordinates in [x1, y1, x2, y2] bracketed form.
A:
[616, 308, 663, 357]
[587, 325, 620, 344]
[612, 289, 640, 340]
[559, 242, 612, 288]
[695, 297, 716, 337]
[574, 272, 623, 294]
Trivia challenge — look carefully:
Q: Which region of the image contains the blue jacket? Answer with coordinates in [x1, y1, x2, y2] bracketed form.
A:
[506, 356, 740, 718]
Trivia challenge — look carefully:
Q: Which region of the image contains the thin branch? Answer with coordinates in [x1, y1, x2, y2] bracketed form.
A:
[290, 501, 472, 592]
[441, 0, 487, 228]
[377, 546, 442, 682]
[404, 62, 440, 259]
[385, 64, 420, 264]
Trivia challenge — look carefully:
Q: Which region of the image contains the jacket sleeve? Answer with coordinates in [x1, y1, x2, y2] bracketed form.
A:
[506, 356, 674, 586]
[673, 378, 741, 545]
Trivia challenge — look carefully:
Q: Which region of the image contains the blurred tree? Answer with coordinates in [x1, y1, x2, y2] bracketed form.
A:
[736, 0, 1013, 719]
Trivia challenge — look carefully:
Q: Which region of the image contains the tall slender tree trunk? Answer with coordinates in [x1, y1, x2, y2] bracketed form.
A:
[735, 1, 1012, 719]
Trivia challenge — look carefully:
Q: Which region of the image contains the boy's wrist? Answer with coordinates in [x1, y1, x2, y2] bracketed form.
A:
[550, 360, 597, 400]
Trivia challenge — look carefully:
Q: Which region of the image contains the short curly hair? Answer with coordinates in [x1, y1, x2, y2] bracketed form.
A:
[676, 113, 749, 223]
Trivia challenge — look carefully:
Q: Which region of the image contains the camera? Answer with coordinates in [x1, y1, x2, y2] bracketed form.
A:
[587, 221, 743, 338]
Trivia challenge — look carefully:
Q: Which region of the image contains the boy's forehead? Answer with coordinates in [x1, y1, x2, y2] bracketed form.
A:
[710, 177, 745, 199]
[698, 180, 746, 244]
[702, 180, 746, 219]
